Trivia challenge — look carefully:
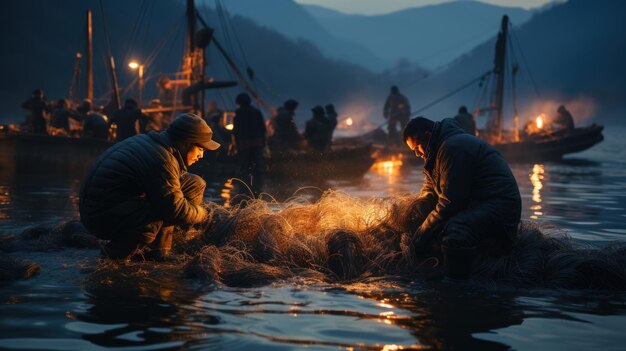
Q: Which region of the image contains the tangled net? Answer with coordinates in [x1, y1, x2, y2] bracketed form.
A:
[4, 190, 626, 290]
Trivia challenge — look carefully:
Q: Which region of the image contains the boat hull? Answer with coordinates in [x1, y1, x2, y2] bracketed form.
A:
[494, 125, 604, 162]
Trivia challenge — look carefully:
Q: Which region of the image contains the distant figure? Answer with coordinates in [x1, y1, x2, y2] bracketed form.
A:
[21, 89, 51, 134]
[83, 112, 110, 140]
[453, 106, 476, 135]
[383, 85, 411, 144]
[110, 98, 142, 142]
[553, 105, 575, 131]
[403, 117, 521, 280]
[269, 99, 302, 153]
[204, 100, 230, 149]
[231, 93, 267, 197]
[143, 99, 164, 133]
[157, 75, 174, 106]
[305, 105, 336, 152]
[76, 99, 93, 120]
[325, 104, 339, 147]
[50, 99, 78, 135]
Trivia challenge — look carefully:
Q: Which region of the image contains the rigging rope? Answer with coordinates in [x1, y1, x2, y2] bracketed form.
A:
[411, 71, 491, 116]
[510, 25, 542, 99]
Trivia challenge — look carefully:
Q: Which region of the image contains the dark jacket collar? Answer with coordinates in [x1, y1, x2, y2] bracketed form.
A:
[148, 131, 188, 172]
[423, 118, 465, 174]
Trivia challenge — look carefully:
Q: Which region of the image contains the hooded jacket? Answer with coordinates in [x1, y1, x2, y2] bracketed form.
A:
[416, 118, 521, 239]
[79, 131, 207, 236]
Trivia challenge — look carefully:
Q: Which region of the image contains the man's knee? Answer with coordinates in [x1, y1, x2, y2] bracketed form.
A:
[441, 220, 478, 249]
[181, 173, 206, 205]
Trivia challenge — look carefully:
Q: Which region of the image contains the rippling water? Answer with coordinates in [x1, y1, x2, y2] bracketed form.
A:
[1, 126, 625, 350]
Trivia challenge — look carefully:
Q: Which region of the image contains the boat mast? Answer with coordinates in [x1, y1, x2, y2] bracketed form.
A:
[493, 15, 509, 143]
[99, 0, 121, 110]
[185, 0, 204, 116]
[86, 9, 94, 102]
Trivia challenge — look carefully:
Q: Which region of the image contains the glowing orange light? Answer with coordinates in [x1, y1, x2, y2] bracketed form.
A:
[535, 115, 544, 129]
[346, 117, 353, 126]
[225, 123, 234, 131]
[128, 61, 139, 70]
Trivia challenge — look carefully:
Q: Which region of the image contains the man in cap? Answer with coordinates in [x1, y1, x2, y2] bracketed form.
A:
[79, 113, 221, 261]
[403, 116, 521, 280]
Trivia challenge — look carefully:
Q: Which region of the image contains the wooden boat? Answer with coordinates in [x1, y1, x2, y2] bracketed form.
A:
[475, 15, 604, 162]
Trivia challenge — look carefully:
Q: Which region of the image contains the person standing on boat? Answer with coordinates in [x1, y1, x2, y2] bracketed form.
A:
[230, 92, 267, 197]
[305, 105, 336, 152]
[50, 99, 79, 136]
[79, 113, 220, 261]
[110, 98, 142, 142]
[21, 89, 51, 134]
[402, 117, 521, 280]
[383, 85, 411, 144]
[269, 99, 302, 153]
[553, 105, 575, 131]
[453, 106, 476, 136]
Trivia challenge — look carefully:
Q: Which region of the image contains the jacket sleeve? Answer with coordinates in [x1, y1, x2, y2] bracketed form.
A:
[146, 153, 207, 225]
[418, 141, 473, 237]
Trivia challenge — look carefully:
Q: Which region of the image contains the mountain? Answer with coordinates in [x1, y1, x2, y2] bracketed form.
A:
[305, 1, 534, 70]
[201, 0, 386, 71]
[401, 0, 626, 125]
[0, 0, 382, 123]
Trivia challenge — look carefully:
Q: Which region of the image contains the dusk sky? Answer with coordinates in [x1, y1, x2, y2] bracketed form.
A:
[293, 0, 559, 15]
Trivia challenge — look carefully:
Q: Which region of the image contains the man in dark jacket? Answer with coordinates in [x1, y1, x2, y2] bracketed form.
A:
[79, 113, 221, 260]
[453, 106, 476, 136]
[383, 85, 411, 144]
[269, 99, 302, 153]
[553, 105, 575, 131]
[403, 117, 521, 279]
[304, 105, 336, 152]
[110, 98, 142, 141]
[21, 89, 51, 134]
[230, 92, 266, 197]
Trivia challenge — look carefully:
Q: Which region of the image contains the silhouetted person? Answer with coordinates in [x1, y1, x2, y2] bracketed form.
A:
[554, 105, 574, 130]
[144, 99, 164, 133]
[403, 117, 521, 280]
[21, 89, 51, 134]
[383, 85, 411, 144]
[83, 112, 110, 140]
[325, 103, 339, 147]
[204, 100, 230, 151]
[110, 98, 142, 142]
[305, 105, 336, 152]
[50, 99, 78, 135]
[453, 106, 476, 135]
[269, 99, 302, 153]
[230, 93, 266, 197]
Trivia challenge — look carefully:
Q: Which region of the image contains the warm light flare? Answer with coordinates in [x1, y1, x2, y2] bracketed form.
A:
[225, 123, 234, 131]
[535, 114, 544, 129]
[128, 61, 139, 70]
[346, 117, 353, 126]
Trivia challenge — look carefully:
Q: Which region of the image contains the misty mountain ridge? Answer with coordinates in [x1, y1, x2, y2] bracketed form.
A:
[305, 0, 534, 70]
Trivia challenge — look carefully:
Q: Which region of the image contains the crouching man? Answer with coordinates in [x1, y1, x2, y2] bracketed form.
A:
[79, 113, 220, 261]
[403, 117, 521, 280]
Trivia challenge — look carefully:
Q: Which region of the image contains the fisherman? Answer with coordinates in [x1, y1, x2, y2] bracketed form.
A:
[110, 98, 142, 142]
[383, 85, 411, 144]
[79, 113, 220, 261]
[553, 105, 575, 131]
[82, 111, 110, 140]
[50, 99, 78, 136]
[21, 89, 51, 134]
[143, 99, 164, 133]
[453, 106, 476, 135]
[304, 105, 336, 152]
[230, 92, 267, 197]
[324, 103, 339, 147]
[269, 99, 302, 153]
[403, 117, 521, 280]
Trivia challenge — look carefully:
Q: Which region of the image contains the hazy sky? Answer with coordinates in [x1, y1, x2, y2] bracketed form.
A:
[293, 0, 557, 15]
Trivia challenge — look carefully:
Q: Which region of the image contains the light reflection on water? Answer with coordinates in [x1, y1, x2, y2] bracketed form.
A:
[1, 127, 626, 350]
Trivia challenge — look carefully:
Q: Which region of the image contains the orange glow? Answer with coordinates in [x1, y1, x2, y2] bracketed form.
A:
[346, 117, 353, 126]
[225, 123, 234, 131]
[128, 61, 139, 70]
[535, 114, 544, 129]
[530, 164, 544, 219]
